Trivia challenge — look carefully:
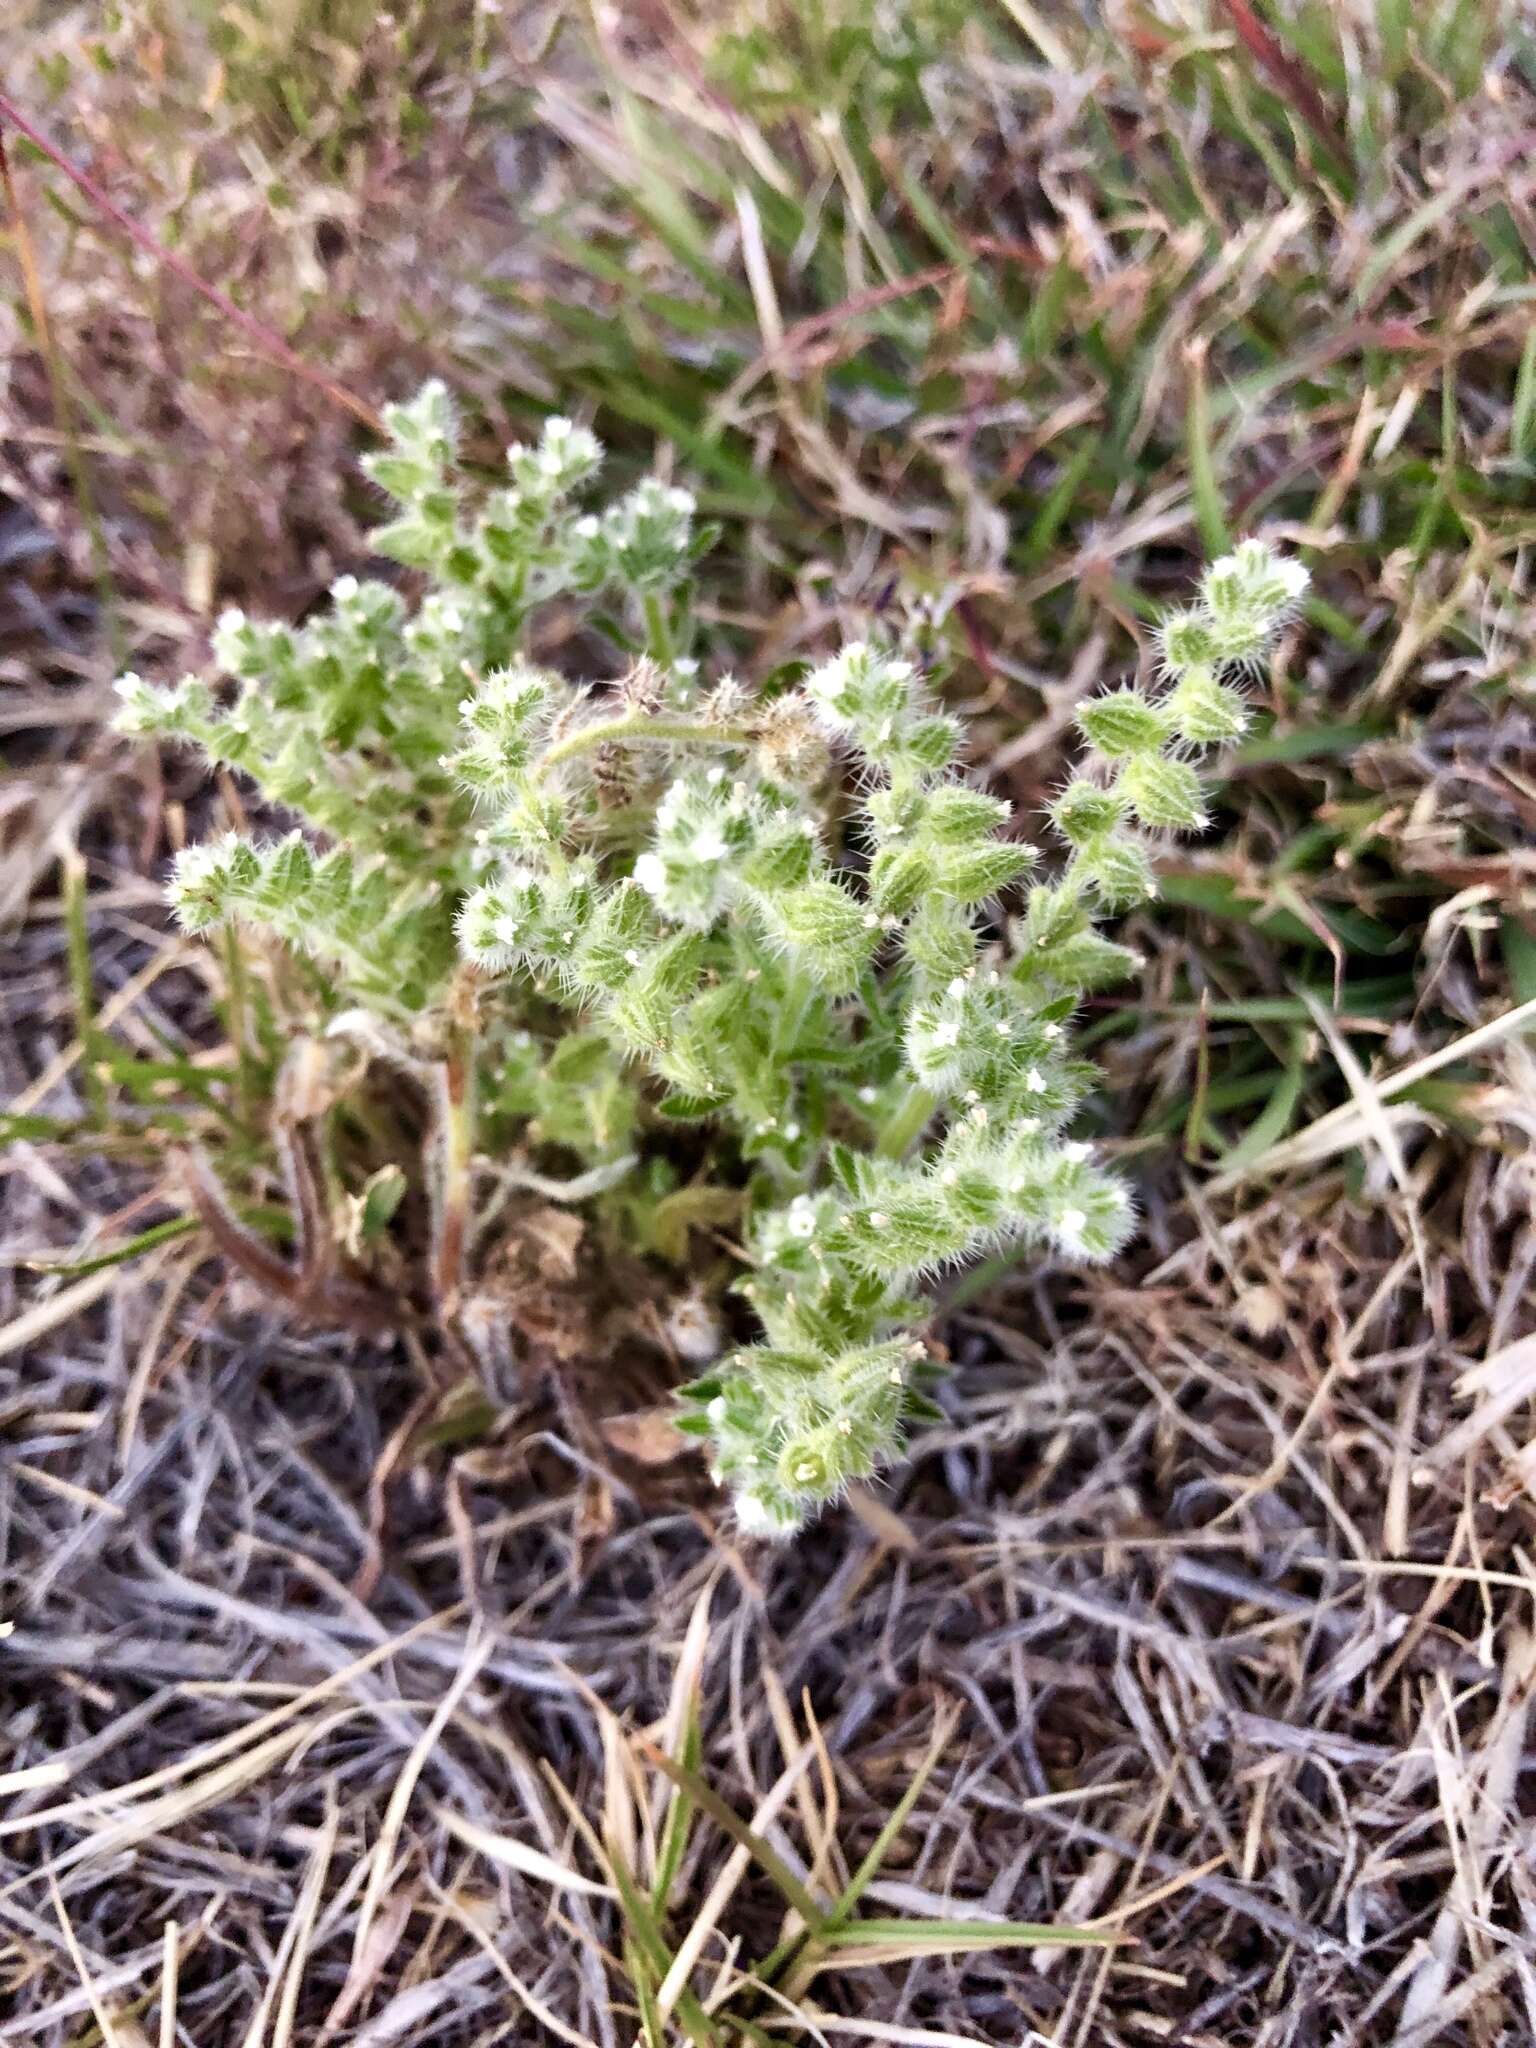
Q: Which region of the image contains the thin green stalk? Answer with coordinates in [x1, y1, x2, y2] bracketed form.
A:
[61, 850, 107, 1126]
[641, 589, 676, 667]
[222, 920, 258, 1130]
[876, 1082, 937, 1161]
[1185, 339, 1232, 557]
[1513, 322, 1536, 462]
[538, 709, 754, 772]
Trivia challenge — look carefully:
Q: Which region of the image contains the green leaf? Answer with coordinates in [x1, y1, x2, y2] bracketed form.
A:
[358, 1165, 408, 1240]
[23, 1214, 201, 1278]
[654, 1093, 718, 1121]
[1502, 917, 1536, 1005]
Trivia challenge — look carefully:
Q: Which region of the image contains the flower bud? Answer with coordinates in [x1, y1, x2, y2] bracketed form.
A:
[1068, 830, 1155, 909]
[1117, 754, 1208, 832]
[167, 836, 259, 932]
[1157, 609, 1221, 674]
[1166, 668, 1250, 745]
[1077, 689, 1170, 759]
[752, 878, 873, 990]
[1049, 779, 1126, 845]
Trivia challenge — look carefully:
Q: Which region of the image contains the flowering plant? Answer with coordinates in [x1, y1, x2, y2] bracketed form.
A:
[117, 384, 1307, 1533]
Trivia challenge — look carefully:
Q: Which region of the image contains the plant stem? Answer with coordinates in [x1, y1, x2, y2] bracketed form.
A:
[223, 919, 257, 1129]
[641, 590, 675, 667]
[61, 849, 107, 1126]
[431, 1014, 478, 1320]
[538, 709, 754, 773]
[877, 1082, 937, 1161]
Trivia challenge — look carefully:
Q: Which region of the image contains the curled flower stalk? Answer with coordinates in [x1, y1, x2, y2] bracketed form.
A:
[117, 384, 1307, 1535]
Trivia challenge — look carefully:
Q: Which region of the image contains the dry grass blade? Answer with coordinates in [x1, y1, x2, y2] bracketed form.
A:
[0, 1269, 119, 1360]
[1425, 1332, 1536, 1475]
[158, 1920, 176, 2048]
[427, 1874, 604, 2048]
[270, 1799, 340, 2048]
[1209, 995, 1536, 1190]
[0, 1761, 69, 1797]
[1393, 1629, 1536, 2040]
[0, 1606, 465, 1842]
[777, 2022, 1015, 2048]
[48, 1871, 130, 2048]
[1301, 987, 1429, 1280]
[7, 1720, 352, 1899]
[435, 1805, 615, 1898]
[350, 1631, 493, 1968]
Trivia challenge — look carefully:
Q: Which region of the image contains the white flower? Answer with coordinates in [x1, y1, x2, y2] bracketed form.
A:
[734, 1491, 796, 1538]
[633, 852, 666, 897]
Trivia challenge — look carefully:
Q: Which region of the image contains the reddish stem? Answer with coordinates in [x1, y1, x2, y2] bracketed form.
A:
[1217, 0, 1345, 156]
[0, 89, 382, 434]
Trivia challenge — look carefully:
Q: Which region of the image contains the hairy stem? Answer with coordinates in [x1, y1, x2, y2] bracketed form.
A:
[538, 710, 754, 773]
[877, 1083, 938, 1161]
[641, 590, 676, 668]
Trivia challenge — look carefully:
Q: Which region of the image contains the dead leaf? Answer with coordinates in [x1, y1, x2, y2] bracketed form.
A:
[600, 1406, 689, 1465]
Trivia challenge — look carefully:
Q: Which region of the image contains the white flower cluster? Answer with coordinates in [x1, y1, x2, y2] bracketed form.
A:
[508, 414, 602, 499]
[632, 770, 758, 928]
[571, 476, 699, 592]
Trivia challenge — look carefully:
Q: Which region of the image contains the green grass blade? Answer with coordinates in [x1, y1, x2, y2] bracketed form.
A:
[1513, 321, 1536, 462]
[23, 1215, 201, 1279]
[641, 1747, 825, 1932]
[650, 1706, 702, 1911]
[1212, 1036, 1308, 1174]
[817, 1914, 1117, 1957]
[61, 851, 107, 1126]
[607, 1852, 719, 2048]
[823, 1716, 953, 1933]
[1185, 345, 1231, 556]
